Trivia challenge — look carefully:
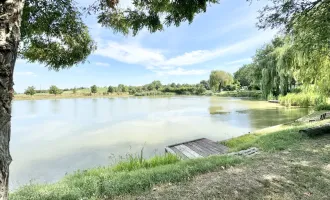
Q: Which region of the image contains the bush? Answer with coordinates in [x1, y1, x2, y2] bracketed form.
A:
[248, 84, 260, 91]
[315, 103, 330, 111]
[204, 91, 214, 96]
[91, 85, 98, 94]
[24, 86, 36, 96]
[279, 93, 326, 107]
[216, 90, 263, 99]
[290, 87, 302, 94]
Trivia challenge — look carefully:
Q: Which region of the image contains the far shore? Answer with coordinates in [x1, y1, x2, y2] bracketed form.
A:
[13, 93, 132, 101]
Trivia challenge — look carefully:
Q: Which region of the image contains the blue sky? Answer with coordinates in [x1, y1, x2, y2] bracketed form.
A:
[14, 0, 276, 92]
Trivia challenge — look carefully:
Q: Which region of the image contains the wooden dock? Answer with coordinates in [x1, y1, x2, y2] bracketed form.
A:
[165, 138, 228, 159]
[268, 100, 279, 103]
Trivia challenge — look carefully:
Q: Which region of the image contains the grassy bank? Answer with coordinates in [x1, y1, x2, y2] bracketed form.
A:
[14, 92, 131, 101]
[216, 90, 263, 99]
[10, 113, 330, 199]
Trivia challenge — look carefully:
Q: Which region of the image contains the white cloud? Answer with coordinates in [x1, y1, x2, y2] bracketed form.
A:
[155, 68, 209, 76]
[95, 62, 110, 67]
[95, 41, 165, 66]
[95, 30, 276, 75]
[15, 72, 37, 77]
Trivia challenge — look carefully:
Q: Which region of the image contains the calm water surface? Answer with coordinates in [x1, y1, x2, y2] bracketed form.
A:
[10, 96, 309, 189]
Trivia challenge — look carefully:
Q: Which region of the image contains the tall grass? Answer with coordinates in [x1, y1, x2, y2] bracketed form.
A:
[279, 93, 326, 107]
[10, 155, 241, 200]
[216, 90, 263, 99]
[112, 150, 180, 172]
[314, 103, 330, 111]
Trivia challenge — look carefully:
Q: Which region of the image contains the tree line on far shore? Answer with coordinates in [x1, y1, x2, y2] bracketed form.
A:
[22, 70, 248, 97]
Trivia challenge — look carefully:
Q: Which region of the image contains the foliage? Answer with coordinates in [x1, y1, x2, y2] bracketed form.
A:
[20, 0, 96, 70]
[10, 155, 241, 199]
[200, 80, 210, 90]
[279, 93, 326, 107]
[146, 81, 162, 91]
[72, 87, 77, 94]
[195, 84, 207, 95]
[117, 84, 128, 93]
[49, 85, 62, 96]
[314, 103, 330, 111]
[234, 64, 254, 87]
[91, 85, 98, 94]
[216, 90, 263, 99]
[107, 86, 114, 93]
[254, 0, 330, 96]
[92, 0, 220, 36]
[209, 70, 234, 92]
[24, 86, 36, 96]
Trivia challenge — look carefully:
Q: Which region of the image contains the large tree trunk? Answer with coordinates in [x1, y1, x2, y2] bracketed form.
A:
[0, 1, 24, 199]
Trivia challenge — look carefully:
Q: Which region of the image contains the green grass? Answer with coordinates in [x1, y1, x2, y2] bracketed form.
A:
[10, 155, 241, 200]
[112, 153, 180, 172]
[223, 120, 330, 153]
[314, 103, 330, 111]
[224, 126, 305, 152]
[216, 90, 263, 99]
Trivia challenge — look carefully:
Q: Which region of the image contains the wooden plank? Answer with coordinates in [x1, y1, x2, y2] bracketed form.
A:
[194, 140, 219, 154]
[170, 147, 188, 159]
[197, 140, 221, 154]
[185, 143, 209, 157]
[167, 138, 206, 148]
[190, 141, 216, 156]
[165, 147, 176, 155]
[202, 138, 228, 153]
[176, 144, 202, 158]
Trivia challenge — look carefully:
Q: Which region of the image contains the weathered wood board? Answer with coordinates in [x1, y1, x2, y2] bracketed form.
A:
[165, 138, 228, 159]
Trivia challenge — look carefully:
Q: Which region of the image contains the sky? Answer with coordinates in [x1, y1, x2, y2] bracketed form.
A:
[14, 0, 277, 93]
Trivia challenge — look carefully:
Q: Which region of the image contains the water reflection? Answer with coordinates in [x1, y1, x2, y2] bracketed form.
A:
[10, 96, 309, 190]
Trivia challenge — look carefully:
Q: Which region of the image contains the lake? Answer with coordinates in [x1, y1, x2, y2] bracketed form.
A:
[10, 96, 309, 189]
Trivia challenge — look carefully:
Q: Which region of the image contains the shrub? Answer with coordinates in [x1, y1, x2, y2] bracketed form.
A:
[204, 91, 214, 96]
[91, 85, 98, 94]
[315, 103, 330, 111]
[216, 90, 263, 99]
[49, 85, 62, 96]
[24, 86, 36, 96]
[279, 93, 326, 107]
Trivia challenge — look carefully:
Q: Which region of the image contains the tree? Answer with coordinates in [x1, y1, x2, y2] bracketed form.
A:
[73, 87, 77, 94]
[255, 0, 330, 95]
[2, 0, 220, 197]
[91, 85, 98, 94]
[117, 84, 124, 92]
[195, 84, 207, 95]
[209, 70, 233, 92]
[93, 0, 220, 36]
[234, 64, 254, 87]
[200, 80, 210, 90]
[49, 85, 62, 96]
[108, 86, 114, 93]
[24, 86, 36, 96]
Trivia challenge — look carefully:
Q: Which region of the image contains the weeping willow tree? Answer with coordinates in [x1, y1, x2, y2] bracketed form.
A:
[254, 0, 330, 96]
[251, 37, 297, 98]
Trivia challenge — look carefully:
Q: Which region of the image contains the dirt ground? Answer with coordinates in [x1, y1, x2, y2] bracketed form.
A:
[115, 134, 330, 200]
